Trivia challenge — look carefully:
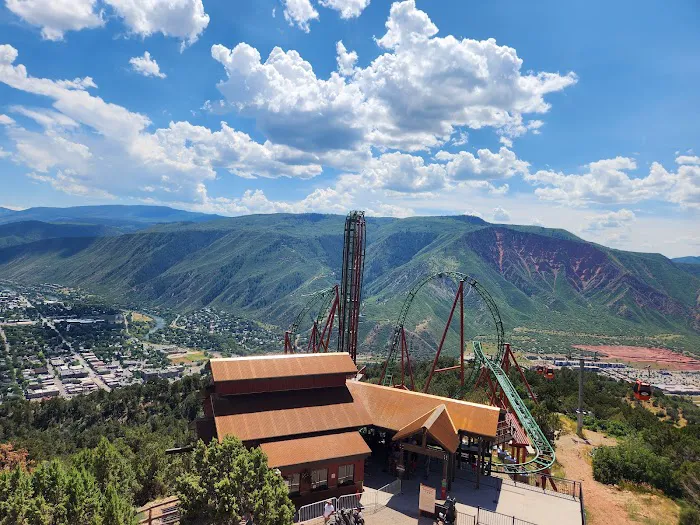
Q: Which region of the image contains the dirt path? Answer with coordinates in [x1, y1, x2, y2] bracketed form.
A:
[556, 428, 679, 525]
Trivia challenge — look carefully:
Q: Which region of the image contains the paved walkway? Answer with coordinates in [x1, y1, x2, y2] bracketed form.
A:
[364, 471, 581, 525]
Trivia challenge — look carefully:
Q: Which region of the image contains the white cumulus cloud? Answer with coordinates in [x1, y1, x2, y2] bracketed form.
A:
[211, 0, 577, 154]
[129, 51, 166, 78]
[105, 0, 209, 49]
[319, 0, 371, 19]
[6, 0, 104, 41]
[282, 0, 319, 32]
[6, 0, 209, 48]
[584, 209, 636, 231]
[492, 206, 511, 222]
[526, 155, 700, 209]
[0, 44, 324, 203]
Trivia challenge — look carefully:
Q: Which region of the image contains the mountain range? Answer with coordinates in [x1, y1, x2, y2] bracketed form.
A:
[0, 207, 698, 354]
[0, 205, 219, 232]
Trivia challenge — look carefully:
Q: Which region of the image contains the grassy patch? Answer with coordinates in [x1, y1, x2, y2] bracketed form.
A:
[168, 351, 207, 364]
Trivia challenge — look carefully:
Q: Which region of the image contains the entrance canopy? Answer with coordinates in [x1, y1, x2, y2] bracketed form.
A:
[392, 404, 459, 453]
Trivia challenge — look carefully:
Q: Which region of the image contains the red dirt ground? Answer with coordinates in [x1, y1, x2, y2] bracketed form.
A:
[572, 345, 700, 371]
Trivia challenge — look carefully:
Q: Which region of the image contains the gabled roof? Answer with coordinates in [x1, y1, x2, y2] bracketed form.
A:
[393, 404, 459, 453]
[209, 353, 357, 383]
[212, 386, 372, 443]
[261, 431, 371, 469]
[347, 381, 499, 439]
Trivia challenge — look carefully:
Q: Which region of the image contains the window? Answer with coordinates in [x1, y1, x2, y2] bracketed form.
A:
[311, 468, 328, 490]
[338, 464, 354, 486]
[285, 473, 300, 494]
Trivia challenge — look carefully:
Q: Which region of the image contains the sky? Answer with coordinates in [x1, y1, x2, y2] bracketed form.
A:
[0, 0, 698, 257]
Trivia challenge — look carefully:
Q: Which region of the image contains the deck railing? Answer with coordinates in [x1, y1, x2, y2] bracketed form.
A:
[137, 496, 180, 525]
[457, 507, 536, 525]
[295, 479, 402, 524]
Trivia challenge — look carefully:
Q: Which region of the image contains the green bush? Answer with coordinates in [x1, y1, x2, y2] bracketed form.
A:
[592, 439, 679, 495]
[680, 506, 700, 525]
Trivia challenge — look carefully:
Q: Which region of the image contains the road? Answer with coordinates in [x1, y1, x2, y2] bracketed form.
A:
[44, 320, 111, 393]
[21, 294, 111, 393]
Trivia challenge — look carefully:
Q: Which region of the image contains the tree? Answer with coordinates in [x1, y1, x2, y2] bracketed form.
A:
[176, 437, 294, 525]
[102, 484, 137, 525]
[0, 443, 30, 471]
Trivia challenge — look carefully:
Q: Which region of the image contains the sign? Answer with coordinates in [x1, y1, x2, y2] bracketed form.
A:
[419, 483, 436, 515]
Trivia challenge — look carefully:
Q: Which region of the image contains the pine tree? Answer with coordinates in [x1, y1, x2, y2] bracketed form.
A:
[176, 437, 295, 525]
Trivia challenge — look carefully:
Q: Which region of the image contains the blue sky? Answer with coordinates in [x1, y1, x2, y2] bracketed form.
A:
[0, 0, 698, 256]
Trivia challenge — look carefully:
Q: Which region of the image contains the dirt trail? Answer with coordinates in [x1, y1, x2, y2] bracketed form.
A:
[556, 429, 680, 525]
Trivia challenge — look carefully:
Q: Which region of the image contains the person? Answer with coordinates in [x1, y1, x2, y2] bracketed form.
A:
[323, 499, 335, 523]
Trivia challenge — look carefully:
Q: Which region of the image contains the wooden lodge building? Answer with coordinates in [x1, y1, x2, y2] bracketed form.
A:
[196, 352, 501, 505]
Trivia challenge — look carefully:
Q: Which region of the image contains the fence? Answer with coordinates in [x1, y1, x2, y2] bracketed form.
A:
[295, 479, 402, 523]
[507, 472, 581, 499]
[457, 508, 536, 525]
[579, 480, 586, 525]
[454, 463, 581, 500]
[137, 496, 180, 525]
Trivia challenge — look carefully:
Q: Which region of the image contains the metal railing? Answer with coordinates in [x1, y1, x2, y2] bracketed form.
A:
[580, 481, 586, 525]
[507, 472, 581, 499]
[455, 463, 582, 501]
[474, 507, 536, 525]
[137, 496, 180, 525]
[295, 480, 402, 523]
[456, 511, 477, 525]
[296, 499, 330, 523]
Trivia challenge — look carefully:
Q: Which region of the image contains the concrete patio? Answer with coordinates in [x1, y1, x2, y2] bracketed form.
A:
[362, 468, 582, 525]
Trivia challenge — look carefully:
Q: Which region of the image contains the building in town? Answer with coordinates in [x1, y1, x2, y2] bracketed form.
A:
[196, 353, 500, 506]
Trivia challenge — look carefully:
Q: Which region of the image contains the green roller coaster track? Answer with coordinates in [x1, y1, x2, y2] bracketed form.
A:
[286, 286, 337, 351]
[473, 341, 555, 474]
[382, 271, 555, 474]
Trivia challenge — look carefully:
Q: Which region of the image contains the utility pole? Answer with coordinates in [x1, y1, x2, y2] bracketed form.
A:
[577, 357, 584, 436]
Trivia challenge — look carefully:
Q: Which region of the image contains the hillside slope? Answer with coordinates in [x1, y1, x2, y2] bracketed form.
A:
[0, 221, 119, 248]
[672, 256, 700, 264]
[0, 205, 220, 232]
[0, 214, 698, 350]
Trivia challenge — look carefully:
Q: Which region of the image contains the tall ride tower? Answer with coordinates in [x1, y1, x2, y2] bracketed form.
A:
[337, 211, 366, 363]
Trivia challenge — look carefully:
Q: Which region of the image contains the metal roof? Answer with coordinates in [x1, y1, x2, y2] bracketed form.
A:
[260, 431, 371, 469]
[209, 353, 358, 383]
[392, 404, 459, 453]
[347, 381, 499, 439]
[213, 386, 372, 443]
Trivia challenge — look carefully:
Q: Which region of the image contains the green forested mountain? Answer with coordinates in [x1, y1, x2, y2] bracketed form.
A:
[0, 213, 698, 352]
[0, 205, 220, 232]
[0, 221, 119, 248]
[673, 256, 700, 265]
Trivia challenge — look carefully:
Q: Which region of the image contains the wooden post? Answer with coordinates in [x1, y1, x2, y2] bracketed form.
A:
[476, 437, 481, 489]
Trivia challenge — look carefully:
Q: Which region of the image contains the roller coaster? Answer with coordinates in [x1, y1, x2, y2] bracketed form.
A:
[284, 213, 555, 476]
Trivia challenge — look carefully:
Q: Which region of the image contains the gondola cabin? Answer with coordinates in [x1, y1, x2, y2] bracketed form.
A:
[544, 367, 555, 380]
[633, 379, 652, 401]
[534, 365, 545, 375]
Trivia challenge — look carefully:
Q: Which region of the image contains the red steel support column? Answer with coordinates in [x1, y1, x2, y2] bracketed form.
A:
[400, 329, 405, 388]
[459, 281, 464, 386]
[403, 328, 416, 391]
[319, 287, 339, 352]
[424, 285, 462, 393]
[506, 344, 538, 404]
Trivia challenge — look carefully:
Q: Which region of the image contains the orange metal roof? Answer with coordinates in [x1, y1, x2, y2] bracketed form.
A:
[260, 431, 371, 469]
[213, 387, 372, 443]
[209, 353, 358, 383]
[393, 404, 459, 453]
[347, 381, 499, 438]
